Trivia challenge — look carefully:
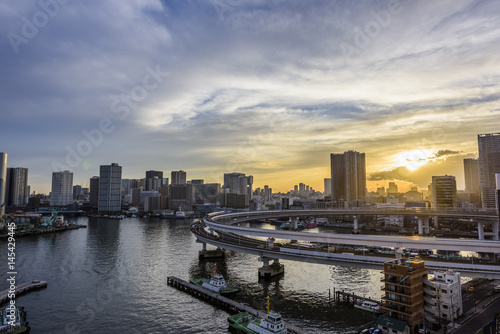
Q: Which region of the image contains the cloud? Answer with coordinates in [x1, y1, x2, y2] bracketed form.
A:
[432, 150, 462, 158]
[368, 167, 413, 182]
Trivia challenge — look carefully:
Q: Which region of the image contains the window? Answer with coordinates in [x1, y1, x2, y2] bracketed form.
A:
[392, 330, 398, 333]
[443, 305, 448, 309]
[442, 289, 447, 293]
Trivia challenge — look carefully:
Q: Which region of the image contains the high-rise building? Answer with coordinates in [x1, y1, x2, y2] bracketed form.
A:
[171, 170, 187, 185]
[464, 158, 480, 194]
[381, 258, 427, 332]
[50, 171, 73, 206]
[478, 133, 500, 208]
[98, 163, 122, 212]
[145, 170, 163, 191]
[169, 183, 193, 210]
[432, 175, 457, 208]
[330, 150, 366, 205]
[89, 176, 99, 208]
[72, 185, 82, 200]
[223, 173, 253, 198]
[388, 181, 398, 194]
[0, 152, 7, 216]
[324, 178, 332, 196]
[6, 167, 28, 206]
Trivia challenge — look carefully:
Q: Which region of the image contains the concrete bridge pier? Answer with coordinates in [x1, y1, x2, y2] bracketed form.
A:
[258, 257, 284, 279]
[478, 222, 484, 240]
[292, 217, 299, 230]
[395, 248, 403, 259]
[353, 215, 359, 232]
[266, 237, 275, 249]
[197, 240, 225, 260]
[417, 217, 430, 235]
[493, 221, 499, 241]
[418, 217, 424, 235]
[433, 216, 439, 229]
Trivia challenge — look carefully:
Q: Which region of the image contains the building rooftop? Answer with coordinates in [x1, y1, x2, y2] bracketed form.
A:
[376, 315, 407, 332]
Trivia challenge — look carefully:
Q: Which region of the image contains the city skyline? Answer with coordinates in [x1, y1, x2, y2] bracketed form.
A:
[2, 1, 500, 194]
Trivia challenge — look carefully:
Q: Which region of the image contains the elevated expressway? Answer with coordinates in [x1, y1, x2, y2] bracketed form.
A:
[193, 209, 500, 279]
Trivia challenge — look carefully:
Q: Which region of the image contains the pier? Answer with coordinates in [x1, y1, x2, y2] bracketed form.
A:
[333, 288, 380, 306]
[0, 280, 48, 305]
[167, 276, 309, 334]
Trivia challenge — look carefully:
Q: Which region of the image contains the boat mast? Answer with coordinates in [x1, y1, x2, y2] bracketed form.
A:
[266, 295, 270, 314]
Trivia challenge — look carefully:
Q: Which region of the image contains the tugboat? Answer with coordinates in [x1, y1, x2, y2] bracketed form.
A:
[0, 306, 30, 333]
[190, 264, 238, 296]
[228, 296, 288, 334]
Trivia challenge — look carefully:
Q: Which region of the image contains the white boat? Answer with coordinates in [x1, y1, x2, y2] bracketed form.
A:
[175, 209, 187, 218]
[354, 300, 383, 313]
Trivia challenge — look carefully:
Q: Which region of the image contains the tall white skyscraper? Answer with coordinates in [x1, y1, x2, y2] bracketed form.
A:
[98, 163, 122, 212]
[50, 171, 73, 206]
[0, 152, 7, 216]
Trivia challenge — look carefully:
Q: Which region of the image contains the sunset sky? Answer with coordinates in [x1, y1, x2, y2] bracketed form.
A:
[1, 0, 500, 194]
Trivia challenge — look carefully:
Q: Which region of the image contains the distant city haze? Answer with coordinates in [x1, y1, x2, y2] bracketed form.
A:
[1, 1, 499, 194]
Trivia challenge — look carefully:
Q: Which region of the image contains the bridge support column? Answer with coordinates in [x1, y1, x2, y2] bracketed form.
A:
[433, 216, 439, 229]
[395, 248, 403, 259]
[196, 240, 225, 259]
[493, 222, 499, 241]
[424, 218, 430, 234]
[353, 215, 359, 233]
[418, 218, 424, 235]
[293, 218, 298, 230]
[266, 237, 275, 249]
[258, 257, 284, 279]
[478, 222, 484, 240]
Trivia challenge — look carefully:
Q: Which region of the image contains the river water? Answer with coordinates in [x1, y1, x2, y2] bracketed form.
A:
[0, 217, 384, 333]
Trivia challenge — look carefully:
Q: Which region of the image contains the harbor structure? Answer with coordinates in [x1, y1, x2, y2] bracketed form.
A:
[478, 133, 500, 209]
[381, 258, 428, 334]
[98, 163, 122, 212]
[50, 170, 73, 206]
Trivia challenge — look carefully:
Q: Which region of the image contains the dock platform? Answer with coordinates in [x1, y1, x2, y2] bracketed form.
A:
[333, 288, 380, 306]
[167, 276, 309, 334]
[0, 280, 48, 305]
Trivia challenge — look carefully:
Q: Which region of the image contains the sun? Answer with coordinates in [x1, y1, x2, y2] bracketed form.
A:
[395, 149, 433, 171]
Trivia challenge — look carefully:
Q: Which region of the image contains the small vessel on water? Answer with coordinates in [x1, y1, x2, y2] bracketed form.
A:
[354, 300, 383, 313]
[190, 264, 238, 296]
[0, 306, 30, 333]
[228, 296, 288, 334]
